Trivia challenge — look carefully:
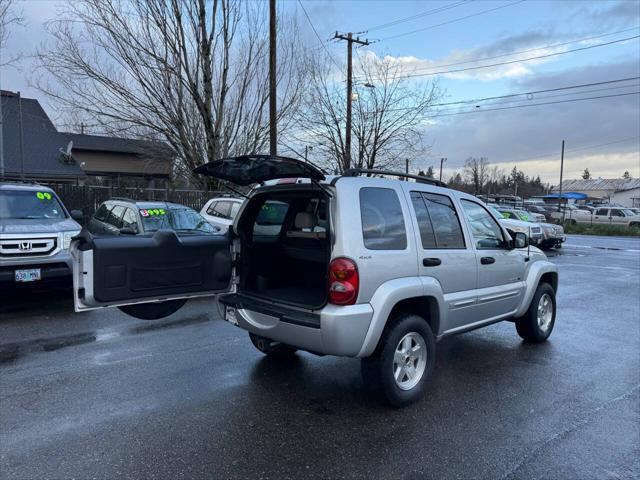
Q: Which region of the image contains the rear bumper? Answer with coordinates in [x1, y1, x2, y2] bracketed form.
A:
[220, 293, 373, 357]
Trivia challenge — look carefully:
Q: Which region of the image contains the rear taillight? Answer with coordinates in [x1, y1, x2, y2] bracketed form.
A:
[328, 257, 359, 305]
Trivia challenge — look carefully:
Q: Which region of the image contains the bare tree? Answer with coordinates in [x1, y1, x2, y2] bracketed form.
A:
[36, 0, 306, 185]
[463, 157, 489, 194]
[293, 51, 440, 173]
[0, 0, 24, 68]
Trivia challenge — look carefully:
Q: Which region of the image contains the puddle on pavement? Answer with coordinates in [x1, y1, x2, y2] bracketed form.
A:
[0, 314, 212, 365]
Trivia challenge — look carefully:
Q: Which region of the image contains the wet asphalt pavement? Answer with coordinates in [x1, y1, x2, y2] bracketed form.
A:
[1, 235, 639, 479]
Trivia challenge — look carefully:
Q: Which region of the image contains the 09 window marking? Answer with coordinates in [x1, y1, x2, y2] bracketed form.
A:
[36, 192, 52, 200]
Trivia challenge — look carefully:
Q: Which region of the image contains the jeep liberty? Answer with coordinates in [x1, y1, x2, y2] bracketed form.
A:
[70, 155, 558, 406]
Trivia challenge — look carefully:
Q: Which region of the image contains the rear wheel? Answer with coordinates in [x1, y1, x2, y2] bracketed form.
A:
[515, 283, 556, 342]
[361, 314, 435, 407]
[249, 333, 297, 357]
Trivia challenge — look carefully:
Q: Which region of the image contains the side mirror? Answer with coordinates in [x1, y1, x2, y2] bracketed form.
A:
[119, 226, 137, 235]
[70, 210, 83, 221]
[512, 231, 528, 249]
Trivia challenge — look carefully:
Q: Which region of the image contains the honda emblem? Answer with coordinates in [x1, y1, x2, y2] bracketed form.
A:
[19, 241, 32, 251]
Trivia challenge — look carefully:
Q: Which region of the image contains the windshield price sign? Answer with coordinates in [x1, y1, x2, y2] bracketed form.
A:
[140, 208, 166, 217]
[36, 192, 52, 200]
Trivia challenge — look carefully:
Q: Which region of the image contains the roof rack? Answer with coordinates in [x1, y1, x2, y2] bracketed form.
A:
[342, 168, 447, 188]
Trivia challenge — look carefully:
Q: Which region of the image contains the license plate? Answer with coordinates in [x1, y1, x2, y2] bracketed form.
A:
[225, 306, 238, 326]
[15, 268, 42, 283]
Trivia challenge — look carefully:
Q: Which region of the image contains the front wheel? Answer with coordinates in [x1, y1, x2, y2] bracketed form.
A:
[515, 283, 556, 342]
[361, 314, 435, 407]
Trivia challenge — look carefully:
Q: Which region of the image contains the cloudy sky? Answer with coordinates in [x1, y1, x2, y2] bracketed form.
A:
[2, 0, 639, 183]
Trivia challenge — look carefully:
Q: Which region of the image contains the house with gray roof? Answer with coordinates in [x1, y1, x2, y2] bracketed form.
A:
[1, 90, 173, 186]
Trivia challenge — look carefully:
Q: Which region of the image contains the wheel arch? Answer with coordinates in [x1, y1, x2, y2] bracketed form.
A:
[357, 277, 445, 358]
[514, 261, 559, 318]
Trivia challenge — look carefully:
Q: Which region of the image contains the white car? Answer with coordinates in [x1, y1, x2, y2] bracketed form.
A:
[200, 197, 243, 233]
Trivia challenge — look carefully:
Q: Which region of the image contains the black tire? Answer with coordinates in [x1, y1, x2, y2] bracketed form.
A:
[515, 282, 556, 343]
[554, 243, 562, 249]
[118, 298, 188, 320]
[249, 333, 297, 357]
[361, 313, 436, 408]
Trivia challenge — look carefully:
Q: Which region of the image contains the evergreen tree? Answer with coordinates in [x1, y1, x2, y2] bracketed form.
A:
[623, 171, 631, 179]
[582, 168, 591, 180]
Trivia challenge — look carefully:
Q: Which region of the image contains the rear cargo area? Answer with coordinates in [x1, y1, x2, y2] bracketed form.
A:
[237, 186, 330, 309]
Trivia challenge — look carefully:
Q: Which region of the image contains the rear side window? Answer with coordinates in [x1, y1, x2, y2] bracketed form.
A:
[253, 200, 290, 237]
[360, 188, 407, 250]
[106, 205, 125, 228]
[410, 192, 465, 249]
[207, 201, 231, 219]
[94, 204, 109, 221]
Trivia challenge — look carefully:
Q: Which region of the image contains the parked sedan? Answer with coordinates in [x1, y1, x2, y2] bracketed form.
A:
[89, 200, 219, 236]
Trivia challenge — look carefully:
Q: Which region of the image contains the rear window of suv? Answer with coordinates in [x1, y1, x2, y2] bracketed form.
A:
[359, 187, 407, 250]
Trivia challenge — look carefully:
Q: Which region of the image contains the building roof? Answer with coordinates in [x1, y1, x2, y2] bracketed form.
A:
[1, 90, 173, 180]
[552, 178, 640, 192]
[1, 91, 86, 179]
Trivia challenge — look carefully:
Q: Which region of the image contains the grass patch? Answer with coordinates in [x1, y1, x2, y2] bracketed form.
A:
[562, 222, 640, 237]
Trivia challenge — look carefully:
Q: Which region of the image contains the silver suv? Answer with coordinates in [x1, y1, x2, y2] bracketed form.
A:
[1, 182, 81, 288]
[70, 156, 559, 407]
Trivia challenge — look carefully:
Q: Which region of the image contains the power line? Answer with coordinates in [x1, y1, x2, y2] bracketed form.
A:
[298, 0, 343, 71]
[398, 26, 640, 75]
[362, 0, 473, 33]
[378, 0, 526, 42]
[496, 136, 640, 165]
[360, 77, 640, 114]
[359, 35, 639, 80]
[436, 80, 640, 110]
[430, 91, 639, 117]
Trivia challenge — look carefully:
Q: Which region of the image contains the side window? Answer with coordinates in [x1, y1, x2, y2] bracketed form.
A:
[206, 201, 218, 216]
[253, 200, 289, 237]
[208, 201, 231, 219]
[461, 200, 505, 250]
[610, 209, 624, 217]
[107, 205, 125, 229]
[359, 187, 407, 250]
[122, 208, 139, 233]
[595, 208, 608, 216]
[94, 204, 109, 221]
[410, 191, 465, 249]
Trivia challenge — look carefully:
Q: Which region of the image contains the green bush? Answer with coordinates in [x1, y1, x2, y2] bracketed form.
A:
[562, 222, 640, 237]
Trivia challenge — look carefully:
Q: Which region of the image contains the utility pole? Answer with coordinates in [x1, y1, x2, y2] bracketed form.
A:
[439, 157, 447, 182]
[405, 158, 409, 179]
[558, 139, 565, 219]
[0, 91, 4, 179]
[269, 0, 277, 155]
[557, 140, 565, 211]
[18, 91, 25, 181]
[333, 32, 370, 170]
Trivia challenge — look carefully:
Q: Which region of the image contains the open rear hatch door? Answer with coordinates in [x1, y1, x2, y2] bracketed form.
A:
[71, 229, 232, 319]
[193, 155, 326, 185]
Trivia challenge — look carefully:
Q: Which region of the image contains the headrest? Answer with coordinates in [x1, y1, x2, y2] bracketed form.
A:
[294, 212, 316, 229]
